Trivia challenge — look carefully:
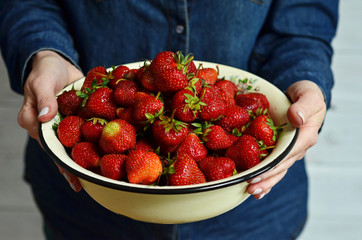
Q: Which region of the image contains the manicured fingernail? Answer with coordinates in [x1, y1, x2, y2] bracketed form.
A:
[297, 110, 305, 125]
[252, 188, 263, 195]
[250, 177, 261, 184]
[38, 107, 49, 118]
[68, 182, 77, 191]
[63, 172, 71, 182]
[258, 193, 265, 200]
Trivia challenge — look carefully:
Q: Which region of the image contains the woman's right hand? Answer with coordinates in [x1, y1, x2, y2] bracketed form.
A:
[18, 50, 84, 191]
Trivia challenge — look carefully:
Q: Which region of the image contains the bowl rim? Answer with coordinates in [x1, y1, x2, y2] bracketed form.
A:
[39, 127, 298, 194]
[38, 60, 299, 195]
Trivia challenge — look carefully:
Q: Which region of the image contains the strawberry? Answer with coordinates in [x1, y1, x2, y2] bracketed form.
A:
[113, 79, 140, 107]
[198, 86, 226, 121]
[108, 65, 130, 89]
[187, 60, 197, 75]
[168, 154, 206, 186]
[171, 89, 205, 122]
[225, 135, 260, 171]
[99, 119, 137, 154]
[56, 116, 84, 148]
[81, 118, 107, 143]
[199, 124, 233, 151]
[198, 156, 236, 181]
[71, 142, 101, 169]
[131, 137, 154, 152]
[155, 68, 189, 92]
[196, 65, 218, 85]
[125, 149, 162, 185]
[175, 132, 207, 162]
[135, 65, 147, 84]
[235, 92, 270, 114]
[82, 87, 118, 121]
[57, 88, 83, 116]
[152, 115, 188, 154]
[99, 154, 127, 180]
[81, 66, 107, 92]
[244, 114, 284, 147]
[149, 51, 192, 92]
[132, 92, 164, 124]
[214, 79, 238, 100]
[140, 67, 158, 91]
[215, 104, 250, 132]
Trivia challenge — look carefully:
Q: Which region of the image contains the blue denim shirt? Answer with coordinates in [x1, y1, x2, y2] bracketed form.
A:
[0, 1, 339, 239]
[0, 0, 338, 108]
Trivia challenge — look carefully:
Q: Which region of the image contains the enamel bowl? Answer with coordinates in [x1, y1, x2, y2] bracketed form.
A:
[39, 61, 298, 224]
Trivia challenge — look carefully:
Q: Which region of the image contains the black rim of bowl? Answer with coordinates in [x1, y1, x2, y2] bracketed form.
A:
[39, 123, 299, 195]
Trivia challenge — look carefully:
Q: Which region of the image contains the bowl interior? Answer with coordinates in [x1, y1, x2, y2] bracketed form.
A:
[39, 61, 298, 194]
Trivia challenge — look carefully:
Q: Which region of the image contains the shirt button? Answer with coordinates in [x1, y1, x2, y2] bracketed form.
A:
[175, 25, 184, 34]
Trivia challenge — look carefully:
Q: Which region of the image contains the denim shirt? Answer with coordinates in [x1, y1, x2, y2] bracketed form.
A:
[0, 0, 338, 108]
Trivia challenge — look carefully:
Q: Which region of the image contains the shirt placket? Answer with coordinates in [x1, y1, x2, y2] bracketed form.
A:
[167, 0, 189, 54]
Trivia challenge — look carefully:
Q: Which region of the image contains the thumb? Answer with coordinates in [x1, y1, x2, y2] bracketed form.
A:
[286, 80, 326, 128]
[34, 80, 60, 123]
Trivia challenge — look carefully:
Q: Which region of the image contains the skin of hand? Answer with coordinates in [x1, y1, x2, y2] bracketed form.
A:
[18, 50, 84, 192]
[246, 80, 327, 199]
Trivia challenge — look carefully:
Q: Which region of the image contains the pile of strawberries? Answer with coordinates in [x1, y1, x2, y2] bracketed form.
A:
[54, 51, 284, 186]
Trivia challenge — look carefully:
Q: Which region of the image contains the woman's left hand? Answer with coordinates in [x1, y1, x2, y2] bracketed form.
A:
[246, 80, 326, 199]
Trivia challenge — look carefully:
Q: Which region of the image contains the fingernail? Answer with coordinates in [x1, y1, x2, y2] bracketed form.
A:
[297, 110, 305, 125]
[63, 172, 71, 182]
[258, 193, 265, 200]
[68, 182, 77, 191]
[252, 188, 263, 195]
[38, 107, 49, 118]
[250, 177, 261, 184]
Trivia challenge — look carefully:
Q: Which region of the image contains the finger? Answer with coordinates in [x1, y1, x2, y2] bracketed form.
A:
[32, 76, 60, 123]
[247, 170, 288, 199]
[17, 98, 40, 141]
[56, 163, 82, 192]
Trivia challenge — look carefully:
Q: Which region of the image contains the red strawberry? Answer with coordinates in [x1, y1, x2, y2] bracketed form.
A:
[56, 116, 84, 148]
[168, 154, 206, 186]
[131, 137, 154, 152]
[108, 65, 130, 89]
[150, 51, 192, 92]
[99, 119, 137, 154]
[198, 86, 226, 121]
[57, 89, 83, 116]
[81, 66, 107, 91]
[244, 114, 284, 147]
[198, 156, 236, 181]
[100, 154, 127, 180]
[175, 132, 207, 162]
[235, 92, 270, 114]
[152, 115, 188, 154]
[140, 67, 158, 91]
[214, 79, 238, 100]
[113, 79, 140, 107]
[81, 118, 107, 143]
[124, 68, 139, 80]
[215, 104, 250, 132]
[83, 87, 118, 121]
[171, 89, 205, 122]
[225, 135, 260, 171]
[196, 66, 218, 85]
[187, 60, 197, 74]
[135, 65, 147, 83]
[71, 142, 101, 169]
[201, 124, 233, 151]
[132, 92, 164, 124]
[126, 149, 163, 185]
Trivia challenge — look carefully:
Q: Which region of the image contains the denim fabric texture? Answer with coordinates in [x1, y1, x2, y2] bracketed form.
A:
[0, 0, 338, 239]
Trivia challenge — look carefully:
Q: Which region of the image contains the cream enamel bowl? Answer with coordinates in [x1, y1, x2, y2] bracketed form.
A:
[39, 61, 298, 224]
